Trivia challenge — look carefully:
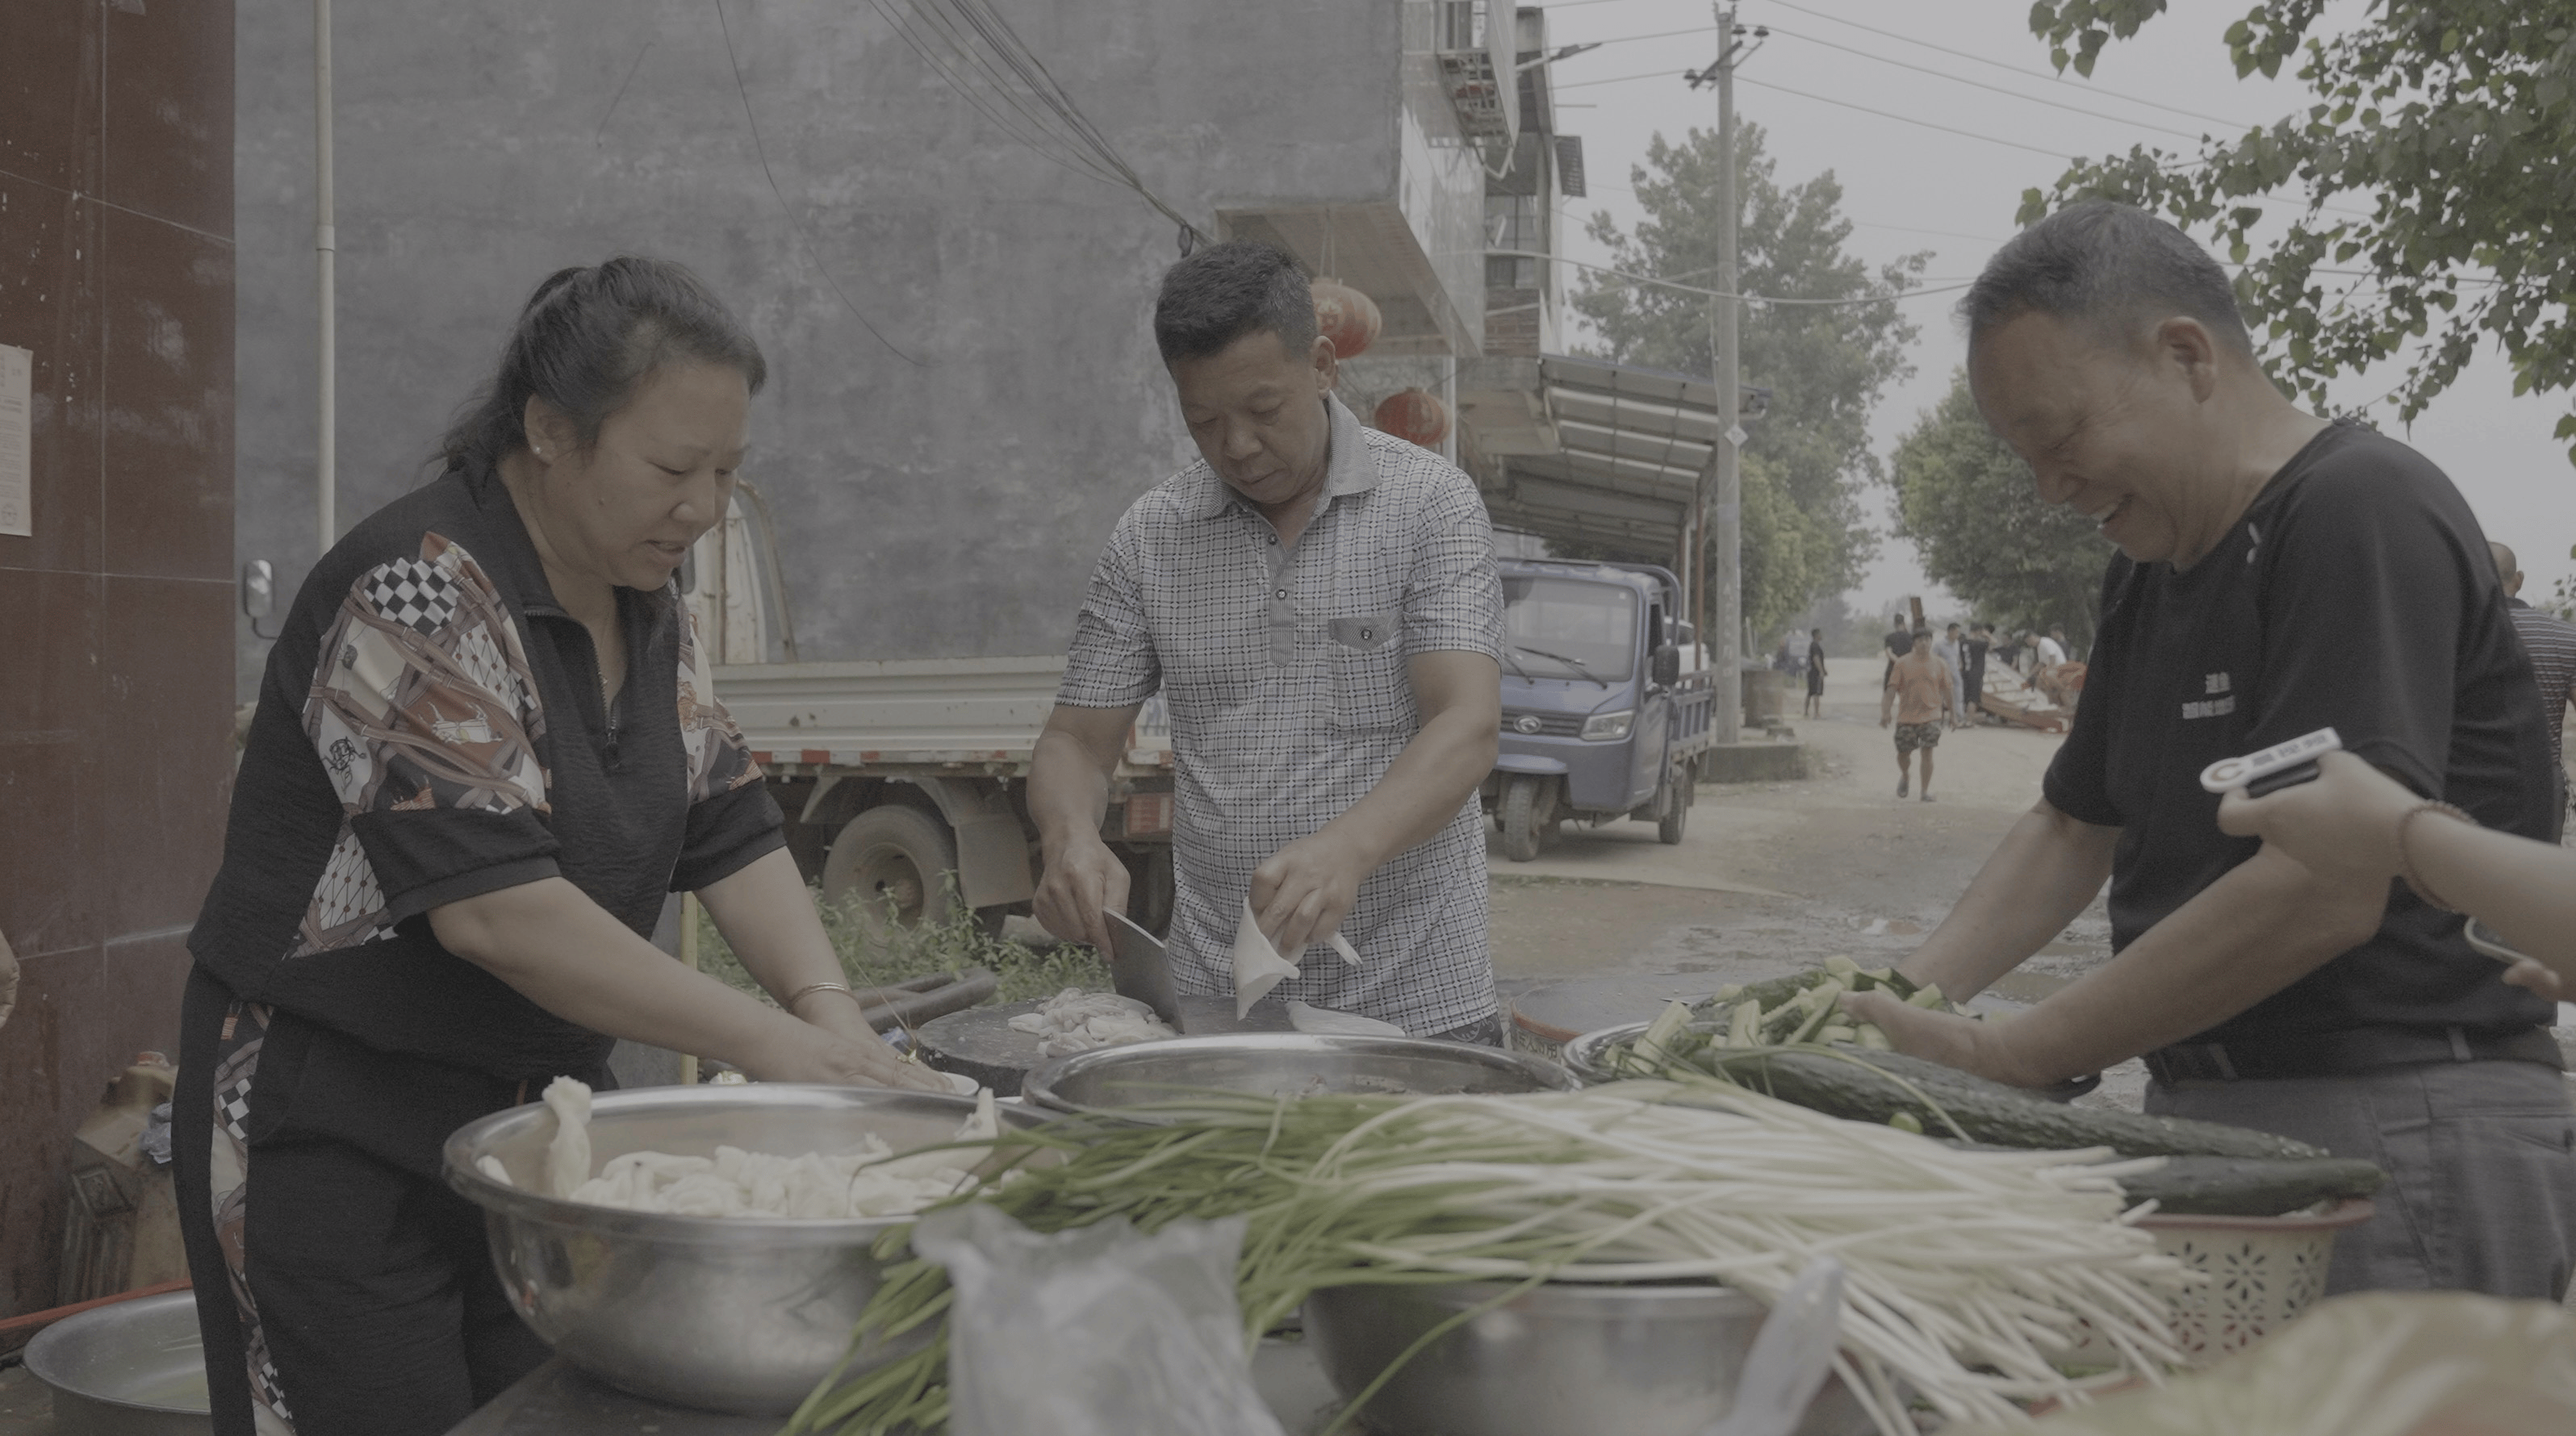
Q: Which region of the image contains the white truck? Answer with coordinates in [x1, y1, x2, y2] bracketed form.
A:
[687, 492, 1176, 937]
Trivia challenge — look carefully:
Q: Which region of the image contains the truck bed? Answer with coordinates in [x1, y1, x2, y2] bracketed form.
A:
[713, 656, 1171, 777]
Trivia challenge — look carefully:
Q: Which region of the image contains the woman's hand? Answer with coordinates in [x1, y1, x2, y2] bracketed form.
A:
[2214, 751, 2419, 887]
[750, 1016, 950, 1091]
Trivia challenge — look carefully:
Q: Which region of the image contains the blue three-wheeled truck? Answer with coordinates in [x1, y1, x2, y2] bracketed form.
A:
[1482, 559, 1717, 861]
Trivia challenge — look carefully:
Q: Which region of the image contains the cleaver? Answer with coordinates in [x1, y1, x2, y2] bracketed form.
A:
[1102, 910, 1185, 1029]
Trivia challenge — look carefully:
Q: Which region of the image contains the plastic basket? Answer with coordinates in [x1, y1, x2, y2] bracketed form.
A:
[2059, 1199, 2375, 1369]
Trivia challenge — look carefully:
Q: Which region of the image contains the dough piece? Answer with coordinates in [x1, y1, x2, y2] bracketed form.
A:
[542, 1076, 594, 1200]
[1007, 987, 1176, 1057]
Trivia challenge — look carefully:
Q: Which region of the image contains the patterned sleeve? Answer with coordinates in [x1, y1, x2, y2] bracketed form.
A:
[1402, 471, 1506, 661]
[1056, 518, 1161, 708]
[671, 610, 786, 891]
[304, 533, 562, 930]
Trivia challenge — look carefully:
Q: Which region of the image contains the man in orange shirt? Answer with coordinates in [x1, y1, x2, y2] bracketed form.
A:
[1882, 626, 1955, 801]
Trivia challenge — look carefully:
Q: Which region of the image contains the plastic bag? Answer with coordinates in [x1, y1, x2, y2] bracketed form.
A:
[911, 1204, 1287, 1436]
[1701, 1257, 1846, 1436]
[1947, 1292, 2576, 1436]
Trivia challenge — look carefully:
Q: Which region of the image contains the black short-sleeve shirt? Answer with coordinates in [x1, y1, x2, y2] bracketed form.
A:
[2043, 420, 2554, 1044]
[188, 462, 785, 1081]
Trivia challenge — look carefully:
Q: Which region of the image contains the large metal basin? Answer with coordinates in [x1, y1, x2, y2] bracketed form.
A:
[1021, 1033, 1576, 1117]
[1559, 1020, 1655, 1083]
[21, 1292, 213, 1436]
[1304, 1280, 1873, 1436]
[442, 1084, 1051, 1416]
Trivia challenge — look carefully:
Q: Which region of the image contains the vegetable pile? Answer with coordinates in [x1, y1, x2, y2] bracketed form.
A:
[784, 1083, 2195, 1436]
[1684, 957, 1964, 1052]
[1598, 1007, 2387, 1217]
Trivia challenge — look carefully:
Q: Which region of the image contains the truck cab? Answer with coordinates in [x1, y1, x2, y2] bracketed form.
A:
[1483, 560, 1714, 861]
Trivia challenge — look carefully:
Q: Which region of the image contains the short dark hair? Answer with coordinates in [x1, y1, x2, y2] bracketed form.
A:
[440, 257, 766, 475]
[1911, 626, 1934, 641]
[1963, 201, 2251, 356]
[1153, 241, 1317, 365]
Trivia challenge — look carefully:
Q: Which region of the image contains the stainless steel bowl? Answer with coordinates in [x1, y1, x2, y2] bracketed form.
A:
[1021, 1033, 1577, 1116]
[22, 1292, 213, 1436]
[1304, 1280, 1874, 1436]
[442, 1084, 1052, 1416]
[1559, 1021, 1654, 1084]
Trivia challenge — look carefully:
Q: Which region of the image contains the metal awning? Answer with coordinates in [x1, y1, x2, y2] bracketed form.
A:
[1470, 353, 1764, 557]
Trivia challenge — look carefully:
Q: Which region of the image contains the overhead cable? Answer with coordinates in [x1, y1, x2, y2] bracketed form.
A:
[1490, 249, 1968, 307]
[713, 0, 925, 365]
[1754, 0, 2256, 131]
[867, 0, 1211, 246]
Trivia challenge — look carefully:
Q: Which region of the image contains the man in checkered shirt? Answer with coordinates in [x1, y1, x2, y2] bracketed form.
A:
[1030, 242, 1506, 1040]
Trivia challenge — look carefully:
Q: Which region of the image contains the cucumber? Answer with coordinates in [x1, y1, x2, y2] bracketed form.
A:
[2114, 1155, 2386, 1217]
[1682, 1049, 2327, 1161]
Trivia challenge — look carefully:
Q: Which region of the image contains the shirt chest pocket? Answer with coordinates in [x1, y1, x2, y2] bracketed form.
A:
[1326, 612, 1411, 733]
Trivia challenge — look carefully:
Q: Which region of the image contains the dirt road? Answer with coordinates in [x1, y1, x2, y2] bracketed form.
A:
[1487, 666, 2110, 989]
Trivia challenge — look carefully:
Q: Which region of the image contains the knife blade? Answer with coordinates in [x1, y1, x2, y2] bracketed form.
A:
[1102, 909, 1185, 1029]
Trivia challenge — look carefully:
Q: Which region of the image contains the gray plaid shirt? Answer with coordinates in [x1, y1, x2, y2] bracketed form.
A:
[1059, 395, 1504, 1033]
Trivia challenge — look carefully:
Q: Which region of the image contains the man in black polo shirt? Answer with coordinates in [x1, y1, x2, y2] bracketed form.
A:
[1845, 202, 2575, 1299]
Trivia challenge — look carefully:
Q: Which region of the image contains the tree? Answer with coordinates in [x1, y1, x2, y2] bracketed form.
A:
[2022, 1, 2576, 453]
[1574, 123, 1927, 639]
[1888, 369, 2115, 648]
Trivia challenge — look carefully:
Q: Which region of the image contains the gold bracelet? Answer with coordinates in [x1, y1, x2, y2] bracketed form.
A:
[783, 980, 857, 1012]
[2394, 800, 2474, 913]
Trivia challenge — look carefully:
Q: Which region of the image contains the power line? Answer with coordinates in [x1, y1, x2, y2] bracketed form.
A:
[1759, 25, 2216, 141]
[712, 0, 925, 365]
[1754, 0, 2256, 131]
[1554, 66, 1690, 92]
[1493, 249, 1968, 306]
[1736, 74, 2079, 160]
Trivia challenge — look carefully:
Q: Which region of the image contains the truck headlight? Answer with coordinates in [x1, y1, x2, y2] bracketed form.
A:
[1581, 709, 1634, 741]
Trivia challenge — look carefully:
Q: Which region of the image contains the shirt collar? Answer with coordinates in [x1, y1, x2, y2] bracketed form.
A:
[1196, 392, 1382, 520]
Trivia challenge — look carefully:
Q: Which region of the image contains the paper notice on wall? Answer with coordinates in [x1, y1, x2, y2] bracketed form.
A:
[0, 344, 30, 537]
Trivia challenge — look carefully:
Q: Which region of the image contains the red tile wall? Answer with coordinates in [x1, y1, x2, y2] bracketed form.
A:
[0, 0, 235, 1317]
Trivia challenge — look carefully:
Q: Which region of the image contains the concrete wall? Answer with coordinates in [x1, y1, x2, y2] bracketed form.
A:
[1, 0, 236, 1315]
[236, 0, 1478, 695]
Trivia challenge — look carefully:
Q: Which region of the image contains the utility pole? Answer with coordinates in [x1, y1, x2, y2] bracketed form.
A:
[1689, 5, 1747, 743]
[315, 0, 337, 556]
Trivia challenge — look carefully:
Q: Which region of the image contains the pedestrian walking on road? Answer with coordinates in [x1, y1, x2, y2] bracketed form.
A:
[1804, 627, 1828, 719]
[1882, 627, 1954, 800]
[1962, 623, 1993, 724]
[1933, 623, 1965, 728]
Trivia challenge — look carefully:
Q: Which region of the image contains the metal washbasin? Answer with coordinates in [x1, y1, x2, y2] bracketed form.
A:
[442, 1084, 1052, 1416]
[1303, 1279, 1875, 1436]
[22, 1292, 213, 1436]
[1019, 1033, 1578, 1116]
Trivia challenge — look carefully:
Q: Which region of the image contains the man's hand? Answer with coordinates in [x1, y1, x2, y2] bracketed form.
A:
[1251, 829, 1373, 957]
[1028, 701, 1144, 952]
[1839, 991, 2055, 1088]
[2214, 751, 2415, 889]
[1033, 831, 1131, 953]
[2503, 958, 2565, 1000]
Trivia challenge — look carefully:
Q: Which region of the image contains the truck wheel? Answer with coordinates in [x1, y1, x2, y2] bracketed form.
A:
[1499, 774, 1545, 862]
[823, 805, 965, 936]
[1657, 768, 1692, 845]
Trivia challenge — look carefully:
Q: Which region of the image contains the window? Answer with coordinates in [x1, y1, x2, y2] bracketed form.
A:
[1502, 578, 1639, 682]
[1486, 193, 1541, 289]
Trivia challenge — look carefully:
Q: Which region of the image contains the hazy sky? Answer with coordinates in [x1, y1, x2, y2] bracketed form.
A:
[1533, 0, 2576, 617]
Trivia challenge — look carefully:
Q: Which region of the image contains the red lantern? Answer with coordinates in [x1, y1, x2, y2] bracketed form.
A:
[1310, 278, 1381, 359]
[1374, 387, 1451, 449]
